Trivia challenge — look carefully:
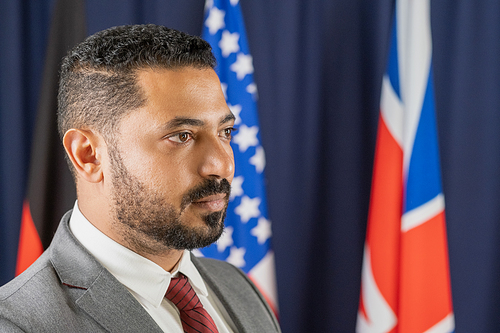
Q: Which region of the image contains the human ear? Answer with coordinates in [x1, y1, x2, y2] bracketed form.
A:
[62, 129, 104, 183]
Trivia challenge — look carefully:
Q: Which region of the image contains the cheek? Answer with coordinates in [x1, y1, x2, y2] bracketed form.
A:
[137, 158, 181, 188]
[127, 151, 197, 202]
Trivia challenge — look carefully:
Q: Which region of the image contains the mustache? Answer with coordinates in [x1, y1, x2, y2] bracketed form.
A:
[180, 178, 231, 210]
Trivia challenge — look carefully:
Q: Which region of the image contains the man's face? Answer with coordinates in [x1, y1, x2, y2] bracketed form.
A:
[107, 67, 235, 255]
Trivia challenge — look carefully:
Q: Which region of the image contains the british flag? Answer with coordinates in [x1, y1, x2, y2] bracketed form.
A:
[357, 0, 454, 332]
[198, 0, 278, 314]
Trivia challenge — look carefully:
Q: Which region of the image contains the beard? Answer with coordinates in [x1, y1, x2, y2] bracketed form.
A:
[108, 148, 231, 254]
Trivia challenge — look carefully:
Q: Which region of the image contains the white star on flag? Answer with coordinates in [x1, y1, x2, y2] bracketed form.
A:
[233, 124, 259, 152]
[235, 195, 261, 223]
[230, 53, 254, 80]
[226, 246, 246, 268]
[217, 226, 234, 252]
[246, 82, 258, 100]
[219, 30, 240, 57]
[251, 217, 272, 244]
[230, 175, 244, 200]
[229, 0, 239, 6]
[249, 146, 266, 173]
[205, 7, 225, 35]
[228, 103, 242, 124]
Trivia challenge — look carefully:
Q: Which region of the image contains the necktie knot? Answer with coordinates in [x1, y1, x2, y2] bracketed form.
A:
[165, 273, 219, 333]
[166, 274, 202, 312]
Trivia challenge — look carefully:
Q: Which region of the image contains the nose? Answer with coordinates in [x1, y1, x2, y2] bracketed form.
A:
[197, 136, 234, 180]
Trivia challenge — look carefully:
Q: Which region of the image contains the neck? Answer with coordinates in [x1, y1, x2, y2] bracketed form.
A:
[139, 249, 185, 272]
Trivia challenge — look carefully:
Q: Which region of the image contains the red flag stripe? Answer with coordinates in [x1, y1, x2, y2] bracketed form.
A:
[15, 201, 43, 276]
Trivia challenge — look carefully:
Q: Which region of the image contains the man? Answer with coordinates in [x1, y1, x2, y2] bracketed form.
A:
[0, 24, 280, 333]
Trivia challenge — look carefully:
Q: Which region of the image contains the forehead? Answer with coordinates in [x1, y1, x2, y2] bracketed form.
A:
[134, 67, 228, 120]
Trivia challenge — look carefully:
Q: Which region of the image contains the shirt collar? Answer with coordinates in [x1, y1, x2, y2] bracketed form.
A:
[69, 201, 209, 308]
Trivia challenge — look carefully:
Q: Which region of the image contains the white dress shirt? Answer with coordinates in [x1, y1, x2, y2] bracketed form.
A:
[69, 201, 235, 333]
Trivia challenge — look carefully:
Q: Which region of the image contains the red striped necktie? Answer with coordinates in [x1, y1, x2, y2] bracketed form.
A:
[165, 273, 219, 333]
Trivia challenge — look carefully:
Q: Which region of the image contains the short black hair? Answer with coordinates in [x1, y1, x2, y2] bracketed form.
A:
[57, 24, 216, 143]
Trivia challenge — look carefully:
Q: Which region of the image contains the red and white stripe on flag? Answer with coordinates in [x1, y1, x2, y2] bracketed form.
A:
[357, 1, 454, 332]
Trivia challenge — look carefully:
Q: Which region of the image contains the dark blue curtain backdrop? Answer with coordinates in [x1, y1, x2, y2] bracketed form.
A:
[1, 0, 499, 331]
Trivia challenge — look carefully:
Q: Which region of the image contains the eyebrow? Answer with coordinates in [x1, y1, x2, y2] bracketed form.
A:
[219, 113, 236, 125]
[163, 113, 235, 130]
[164, 117, 204, 129]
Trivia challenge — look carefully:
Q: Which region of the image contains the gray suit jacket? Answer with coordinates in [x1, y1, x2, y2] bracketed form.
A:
[0, 211, 280, 332]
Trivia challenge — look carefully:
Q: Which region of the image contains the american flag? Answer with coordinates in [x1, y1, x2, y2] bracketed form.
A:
[198, 0, 278, 313]
[357, 0, 454, 332]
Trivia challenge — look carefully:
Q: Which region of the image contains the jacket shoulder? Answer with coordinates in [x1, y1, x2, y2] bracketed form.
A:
[0, 253, 70, 331]
[0, 251, 54, 302]
[0, 214, 106, 332]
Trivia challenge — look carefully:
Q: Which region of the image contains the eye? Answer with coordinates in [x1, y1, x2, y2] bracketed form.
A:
[168, 132, 192, 143]
[220, 127, 237, 140]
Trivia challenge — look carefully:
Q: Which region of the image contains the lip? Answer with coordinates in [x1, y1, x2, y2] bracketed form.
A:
[191, 193, 228, 211]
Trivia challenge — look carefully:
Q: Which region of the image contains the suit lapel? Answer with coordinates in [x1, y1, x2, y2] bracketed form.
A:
[193, 254, 264, 333]
[50, 211, 163, 333]
[75, 271, 162, 333]
[192, 254, 280, 333]
[193, 257, 247, 332]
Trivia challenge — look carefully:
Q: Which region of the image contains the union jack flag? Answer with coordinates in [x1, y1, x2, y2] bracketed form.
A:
[357, 0, 454, 332]
[198, 0, 278, 313]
